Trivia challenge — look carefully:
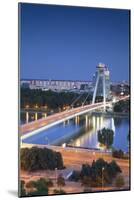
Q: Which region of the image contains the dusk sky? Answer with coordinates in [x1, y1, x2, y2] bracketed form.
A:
[20, 3, 130, 82]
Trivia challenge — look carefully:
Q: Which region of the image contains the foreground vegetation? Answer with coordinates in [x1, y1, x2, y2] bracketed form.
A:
[113, 99, 129, 113]
[69, 158, 122, 187]
[21, 147, 64, 171]
[98, 128, 114, 148]
[20, 158, 123, 197]
[20, 178, 49, 197]
[20, 176, 66, 197]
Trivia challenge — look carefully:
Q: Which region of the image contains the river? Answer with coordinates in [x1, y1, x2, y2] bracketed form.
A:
[22, 112, 129, 152]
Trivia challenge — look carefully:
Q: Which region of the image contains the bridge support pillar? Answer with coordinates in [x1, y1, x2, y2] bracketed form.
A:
[35, 112, 38, 121]
[26, 112, 29, 123]
[43, 113, 47, 118]
[92, 72, 99, 105]
[103, 72, 106, 112]
[92, 63, 107, 112]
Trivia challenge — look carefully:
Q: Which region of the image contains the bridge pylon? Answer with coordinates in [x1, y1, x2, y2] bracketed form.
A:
[92, 63, 110, 111]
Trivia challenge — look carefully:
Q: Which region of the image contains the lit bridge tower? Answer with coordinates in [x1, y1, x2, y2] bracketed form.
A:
[92, 63, 110, 111]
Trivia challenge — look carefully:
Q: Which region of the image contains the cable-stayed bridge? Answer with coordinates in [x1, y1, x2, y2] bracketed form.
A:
[20, 95, 129, 140]
[20, 63, 129, 140]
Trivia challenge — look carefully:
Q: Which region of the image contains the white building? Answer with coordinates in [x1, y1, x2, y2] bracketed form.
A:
[20, 79, 92, 91]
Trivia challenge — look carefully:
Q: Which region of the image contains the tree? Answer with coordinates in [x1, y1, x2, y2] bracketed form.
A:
[55, 152, 64, 170]
[27, 178, 48, 196]
[26, 180, 35, 189]
[57, 174, 65, 190]
[53, 189, 66, 194]
[76, 158, 121, 187]
[115, 175, 125, 189]
[112, 149, 124, 159]
[81, 176, 91, 188]
[108, 160, 122, 178]
[98, 128, 114, 148]
[113, 100, 129, 113]
[21, 147, 64, 171]
[80, 164, 92, 178]
[21, 88, 93, 111]
[45, 179, 54, 187]
[20, 180, 26, 197]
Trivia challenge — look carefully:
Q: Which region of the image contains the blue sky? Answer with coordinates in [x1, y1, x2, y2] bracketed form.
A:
[20, 3, 130, 82]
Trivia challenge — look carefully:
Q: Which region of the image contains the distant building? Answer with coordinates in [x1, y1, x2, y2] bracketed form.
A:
[21, 82, 30, 89]
[110, 82, 129, 96]
[92, 63, 111, 99]
[20, 79, 92, 92]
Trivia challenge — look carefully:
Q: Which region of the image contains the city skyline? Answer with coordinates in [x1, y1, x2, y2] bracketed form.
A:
[20, 4, 130, 82]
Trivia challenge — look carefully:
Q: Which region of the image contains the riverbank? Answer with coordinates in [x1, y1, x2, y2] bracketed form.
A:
[92, 111, 129, 118]
[20, 143, 130, 194]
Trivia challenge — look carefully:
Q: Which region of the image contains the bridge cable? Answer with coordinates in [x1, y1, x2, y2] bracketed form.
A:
[70, 92, 85, 108]
[81, 90, 91, 106]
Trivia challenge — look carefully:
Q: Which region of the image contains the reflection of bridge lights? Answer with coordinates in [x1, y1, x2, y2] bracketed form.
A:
[67, 119, 70, 124]
[85, 115, 88, 128]
[100, 117, 103, 128]
[111, 118, 115, 132]
[75, 116, 79, 125]
[63, 120, 66, 126]
[88, 119, 90, 126]
[92, 116, 96, 130]
[96, 117, 100, 130]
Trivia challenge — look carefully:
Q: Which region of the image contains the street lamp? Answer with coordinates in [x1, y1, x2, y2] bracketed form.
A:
[102, 167, 105, 191]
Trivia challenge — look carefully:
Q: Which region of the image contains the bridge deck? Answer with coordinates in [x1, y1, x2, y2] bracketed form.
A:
[20, 103, 105, 136]
[20, 96, 129, 140]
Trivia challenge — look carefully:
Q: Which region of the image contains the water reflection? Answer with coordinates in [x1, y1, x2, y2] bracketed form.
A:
[68, 114, 126, 151]
[22, 112, 129, 152]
